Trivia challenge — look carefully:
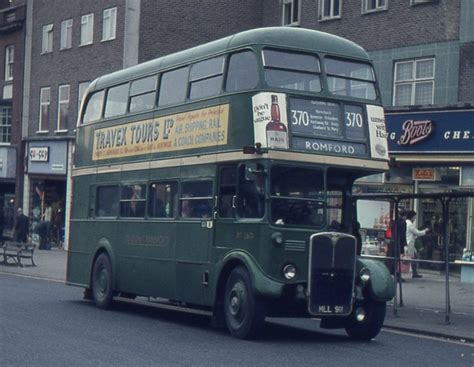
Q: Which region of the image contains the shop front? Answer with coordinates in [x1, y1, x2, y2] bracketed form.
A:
[384, 107, 474, 260]
[25, 140, 70, 248]
[0, 145, 16, 237]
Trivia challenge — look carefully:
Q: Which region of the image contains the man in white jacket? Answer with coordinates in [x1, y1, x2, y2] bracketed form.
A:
[405, 210, 429, 278]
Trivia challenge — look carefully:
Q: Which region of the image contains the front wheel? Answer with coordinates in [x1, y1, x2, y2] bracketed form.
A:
[344, 300, 386, 340]
[91, 253, 114, 309]
[224, 266, 266, 339]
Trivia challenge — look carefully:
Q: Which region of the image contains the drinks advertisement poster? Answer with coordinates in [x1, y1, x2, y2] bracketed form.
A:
[366, 105, 389, 161]
[252, 92, 289, 149]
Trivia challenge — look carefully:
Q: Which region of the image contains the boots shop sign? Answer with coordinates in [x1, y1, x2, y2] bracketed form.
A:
[385, 110, 474, 153]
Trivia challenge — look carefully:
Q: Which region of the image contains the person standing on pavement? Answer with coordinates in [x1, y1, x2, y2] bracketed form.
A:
[0, 206, 5, 245]
[14, 208, 29, 243]
[405, 210, 429, 278]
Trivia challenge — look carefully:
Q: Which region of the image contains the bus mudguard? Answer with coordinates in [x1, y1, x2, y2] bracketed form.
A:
[217, 251, 284, 299]
[356, 258, 395, 302]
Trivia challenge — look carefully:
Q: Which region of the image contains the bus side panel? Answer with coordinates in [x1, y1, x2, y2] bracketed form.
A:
[116, 221, 177, 300]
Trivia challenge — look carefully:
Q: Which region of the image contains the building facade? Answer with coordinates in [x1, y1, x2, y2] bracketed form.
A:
[0, 0, 26, 236]
[13, 0, 474, 256]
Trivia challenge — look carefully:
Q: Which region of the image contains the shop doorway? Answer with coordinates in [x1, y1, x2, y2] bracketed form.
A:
[29, 178, 66, 248]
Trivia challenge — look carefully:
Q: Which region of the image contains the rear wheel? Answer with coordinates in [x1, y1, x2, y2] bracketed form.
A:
[224, 266, 266, 339]
[344, 299, 386, 340]
[91, 253, 114, 309]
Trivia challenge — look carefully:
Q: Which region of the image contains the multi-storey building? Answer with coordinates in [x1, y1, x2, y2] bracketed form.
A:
[0, 0, 25, 236]
[16, 0, 474, 255]
[266, 0, 474, 258]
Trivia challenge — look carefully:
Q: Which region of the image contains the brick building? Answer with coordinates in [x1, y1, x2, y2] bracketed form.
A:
[12, 0, 474, 252]
[0, 0, 25, 235]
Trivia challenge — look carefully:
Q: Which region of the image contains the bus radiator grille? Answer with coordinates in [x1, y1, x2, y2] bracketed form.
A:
[307, 233, 356, 316]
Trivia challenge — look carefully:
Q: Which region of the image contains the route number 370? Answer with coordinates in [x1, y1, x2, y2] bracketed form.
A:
[345, 112, 363, 128]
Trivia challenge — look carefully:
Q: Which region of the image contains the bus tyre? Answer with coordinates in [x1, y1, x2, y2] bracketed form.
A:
[224, 267, 266, 339]
[344, 299, 386, 341]
[91, 253, 114, 309]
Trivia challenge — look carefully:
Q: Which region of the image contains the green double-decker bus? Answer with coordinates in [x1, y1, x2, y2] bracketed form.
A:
[67, 27, 394, 340]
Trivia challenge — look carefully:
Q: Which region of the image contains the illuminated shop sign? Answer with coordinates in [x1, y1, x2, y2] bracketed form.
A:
[386, 110, 474, 153]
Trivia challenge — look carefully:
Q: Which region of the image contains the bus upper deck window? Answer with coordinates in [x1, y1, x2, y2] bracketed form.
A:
[189, 56, 224, 100]
[263, 49, 321, 92]
[104, 83, 129, 118]
[325, 58, 377, 100]
[82, 90, 105, 123]
[225, 51, 259, 92]
[129, 75, 158, 113]
[158, 66, 189, 107]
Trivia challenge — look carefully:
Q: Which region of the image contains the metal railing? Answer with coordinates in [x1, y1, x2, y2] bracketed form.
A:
[354, 191, 474, 324]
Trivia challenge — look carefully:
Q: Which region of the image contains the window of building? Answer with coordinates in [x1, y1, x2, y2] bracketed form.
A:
[189, 56, 224, 100]
[104, 83, 129, 118]
[180, 181, 213, 219]
[319, 0, 341, 20]
[149, 182, 177, 218]
[80, 13, 94, 46]
[120, 184, 146, 218]
[42, 24, 53, 53]
[60, 19, 73, 50]
[96, 185, 119, 217]
[282, 0, 300, 26]
[39, 87, 51, 132]
[362, 0, 387, 13]
[411, 0, 438, 5]
[57, 85, 70, 131]
[102, 7, 117, 41]
[129, 75, 157, 113]
[83, 90, 104, 123]
[263, 49, 321, 92]
[4, 45, 14, 81]
[225, 51, 259, 92]
[393, 58, 435, 106]
[78, 81, 91, 112]
[158, 67, 189, 106]
[0, 106, 12, 143]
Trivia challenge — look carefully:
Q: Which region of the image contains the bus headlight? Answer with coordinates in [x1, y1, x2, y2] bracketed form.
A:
[283, 264, 296, 280]
[360, 268, 371, 283]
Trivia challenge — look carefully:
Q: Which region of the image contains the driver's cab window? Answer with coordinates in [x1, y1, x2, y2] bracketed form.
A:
[237, 163, 266, 219]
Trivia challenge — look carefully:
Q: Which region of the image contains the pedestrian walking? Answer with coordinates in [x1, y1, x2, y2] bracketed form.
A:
[405, 210, 429, 278]
[14, 208, 29, 243]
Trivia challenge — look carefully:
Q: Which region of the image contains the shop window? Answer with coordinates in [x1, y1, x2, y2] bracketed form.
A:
[120, 184, 146, 218]
[96, 185, 119, 217]
[180, 181, 213, 219]
[148, 182, 177, 218]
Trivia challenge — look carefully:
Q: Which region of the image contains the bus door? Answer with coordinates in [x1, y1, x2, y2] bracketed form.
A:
[213, 163, 266, 263]
[175, 179, 214, 304]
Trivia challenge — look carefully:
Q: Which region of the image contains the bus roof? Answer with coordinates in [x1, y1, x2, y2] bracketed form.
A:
[91, 27, 370, 90]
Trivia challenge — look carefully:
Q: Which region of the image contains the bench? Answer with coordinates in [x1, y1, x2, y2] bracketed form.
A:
[1, 241, 36, 267]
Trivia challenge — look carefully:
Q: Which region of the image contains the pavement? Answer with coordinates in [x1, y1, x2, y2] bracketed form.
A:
[1, 247, 473, 342]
